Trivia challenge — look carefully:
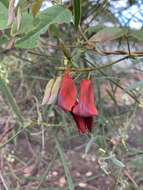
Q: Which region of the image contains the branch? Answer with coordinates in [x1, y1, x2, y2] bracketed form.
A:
[102, 50, 143, 57]
[86, 47, 143, 57]
[55, 56, 129, 72]
[85, 58, 140, 104]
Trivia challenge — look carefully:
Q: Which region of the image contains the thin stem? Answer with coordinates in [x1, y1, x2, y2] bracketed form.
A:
[78, 26, 88, 42]
[85, 58, 140, 104]
[0, 171, 9, 190]
[0, 121, 36, 150]
[36, 152, 58, 190]
[55, 56, 129, 72]
[126, 36, 131, 56]
[96, 50, 143, 57]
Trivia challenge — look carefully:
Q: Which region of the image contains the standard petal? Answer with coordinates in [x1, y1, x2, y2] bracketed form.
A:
[73, 79, 98, 117]
[58, 72, 77, 111]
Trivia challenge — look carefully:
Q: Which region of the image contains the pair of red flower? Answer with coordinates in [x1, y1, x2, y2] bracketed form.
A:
[58, 72, 98, 133]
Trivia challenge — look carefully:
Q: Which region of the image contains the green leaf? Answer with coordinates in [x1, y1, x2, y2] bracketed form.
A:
[48, 24, 60, 38]
[85, 25, 104, 37]
[15, 5, 72, 49]
[111, 156, 125, 168]
[11, 12, 34, 36]
[16, 29, 40, 49]
[39, 5, 72, 26]
[0, 2, 8, 29]
[0, 34, 9, 45]
[73, 0, 81, 30]
[0, 79, 24, 124]
[130, 30, 143, 41]
[54, 137, 74, 190]
[89, 27, 127, 43]
[85, 136, 95, 154]
[0, 0, 9, 8]
[95, 135, 105, 147]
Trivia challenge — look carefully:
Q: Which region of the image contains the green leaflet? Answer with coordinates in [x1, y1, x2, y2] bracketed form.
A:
[89, 27, 127, 43]
[0, 2, 8, 29]
[15, 5, 72, 49]
[54, 137, 74, 190]
[0, 0, 9, 8]
[73, 0, 81, 30]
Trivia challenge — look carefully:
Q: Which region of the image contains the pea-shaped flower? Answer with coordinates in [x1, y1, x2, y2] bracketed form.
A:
[58, 72, 77, 112]
[72, 79, 98, 117]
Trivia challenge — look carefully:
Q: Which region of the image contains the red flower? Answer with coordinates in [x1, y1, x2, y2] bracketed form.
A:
[71, 80, 98, 133]
[58, 75, 98, 134]
[73, 79, 98, 117]
[58, 72, 77, 112]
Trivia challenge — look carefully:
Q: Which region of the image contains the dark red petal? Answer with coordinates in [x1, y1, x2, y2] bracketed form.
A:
[71, 113, 88, 134]
[58, 72, 77, 111]
[85, 117, 93, 132]
[73, 79, 98, 117]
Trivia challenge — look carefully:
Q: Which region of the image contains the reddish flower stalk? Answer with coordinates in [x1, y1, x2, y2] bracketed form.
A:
[57, 72, 77, 112]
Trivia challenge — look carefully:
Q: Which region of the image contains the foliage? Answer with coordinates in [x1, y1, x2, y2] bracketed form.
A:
[0, 0, 143, 189]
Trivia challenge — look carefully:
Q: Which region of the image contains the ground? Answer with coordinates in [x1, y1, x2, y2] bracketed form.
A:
[0, 72, 143, 190]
